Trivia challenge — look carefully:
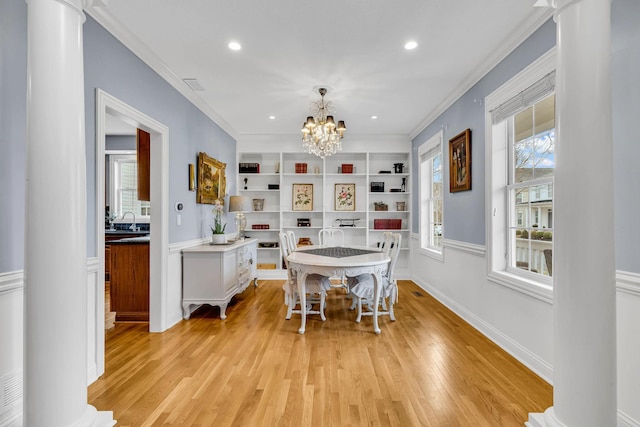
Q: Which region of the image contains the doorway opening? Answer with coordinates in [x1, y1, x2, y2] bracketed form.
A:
[95, 89, 170, 376]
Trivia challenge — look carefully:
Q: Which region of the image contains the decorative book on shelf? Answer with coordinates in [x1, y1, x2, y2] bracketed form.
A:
[239, 162, 260, 173]
[374, 219, 401, 230]
[251, 224, 270, 230]
[295, 163, 308, 174]
[370, 182, 385, 192]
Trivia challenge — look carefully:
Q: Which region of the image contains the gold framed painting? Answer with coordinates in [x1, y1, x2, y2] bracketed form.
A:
[292, 183, 313, 211]
[449, 129, 471, 192]
[334, 183, 355, 211]
[197, 152, 226, 204]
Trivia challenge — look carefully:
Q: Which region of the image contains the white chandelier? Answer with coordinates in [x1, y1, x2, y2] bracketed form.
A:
[301, 88, 346, 159]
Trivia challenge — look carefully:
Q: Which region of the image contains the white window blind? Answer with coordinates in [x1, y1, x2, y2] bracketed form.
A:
[490, 71, 555, 125]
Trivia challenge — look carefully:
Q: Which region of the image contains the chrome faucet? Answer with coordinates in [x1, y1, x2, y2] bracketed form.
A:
[121, 211, 138, 231]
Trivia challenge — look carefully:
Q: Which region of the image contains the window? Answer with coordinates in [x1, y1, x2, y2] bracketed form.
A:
[486, 49, 555, 295]
[509, 94, 555, 277]
[419, 130, 443, 256]
[108, 153, 150, 218]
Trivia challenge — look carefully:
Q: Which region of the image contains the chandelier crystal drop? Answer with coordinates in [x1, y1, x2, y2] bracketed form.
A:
[301, 88, 346, 159]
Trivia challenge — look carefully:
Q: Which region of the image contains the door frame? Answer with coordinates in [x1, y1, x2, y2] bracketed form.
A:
[95, 89, 169, 343]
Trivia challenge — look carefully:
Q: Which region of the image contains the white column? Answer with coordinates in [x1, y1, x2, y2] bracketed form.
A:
[25, 0, 114, 425]
[528, 0, 617, 426]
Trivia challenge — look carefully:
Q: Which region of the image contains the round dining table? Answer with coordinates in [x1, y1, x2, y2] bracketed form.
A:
[286, 246, 390, 334]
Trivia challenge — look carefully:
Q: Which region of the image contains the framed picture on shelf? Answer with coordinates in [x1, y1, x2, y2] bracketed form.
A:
[449, 129, 471, 192]
[292, 183, 313, 211]
[196, 152, 226, 204]
[335, 183, 355, 211]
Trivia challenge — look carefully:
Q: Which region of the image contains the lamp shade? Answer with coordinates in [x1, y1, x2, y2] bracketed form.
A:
[228, 195, 252, 212]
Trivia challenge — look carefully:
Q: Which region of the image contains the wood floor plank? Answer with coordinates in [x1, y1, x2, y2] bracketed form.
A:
[90, 280, 552, 426]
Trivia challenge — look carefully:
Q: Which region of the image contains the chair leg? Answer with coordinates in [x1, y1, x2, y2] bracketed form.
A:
[356, 297, 363, 323]
[320, 292, 326, 321]
[388, 296, 396, 321]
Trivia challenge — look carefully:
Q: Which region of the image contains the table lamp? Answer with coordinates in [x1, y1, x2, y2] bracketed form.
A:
[228, 195, 252, 240]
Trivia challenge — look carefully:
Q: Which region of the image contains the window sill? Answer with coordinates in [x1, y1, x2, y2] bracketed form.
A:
[418, 247, 444, 262]
[487, 270, 553, 304]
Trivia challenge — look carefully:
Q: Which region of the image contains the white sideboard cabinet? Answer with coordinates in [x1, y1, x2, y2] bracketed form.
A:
[182, 238, 258, 319]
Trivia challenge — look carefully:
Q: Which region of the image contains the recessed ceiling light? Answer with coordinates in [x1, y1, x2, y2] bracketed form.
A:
[268, 115, 276, 120]
[228, 41, 242, 51]
[404, 41, 418, 50]
[371, 115, 378, 120]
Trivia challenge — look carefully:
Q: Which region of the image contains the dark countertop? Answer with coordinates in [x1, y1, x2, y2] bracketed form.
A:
[108, 235, 150, 244]
[106, 230, 150, 235]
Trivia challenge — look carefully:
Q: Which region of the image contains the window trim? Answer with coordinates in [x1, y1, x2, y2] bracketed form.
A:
[418, 129, 444, 261]
[484, 48, 555, 302]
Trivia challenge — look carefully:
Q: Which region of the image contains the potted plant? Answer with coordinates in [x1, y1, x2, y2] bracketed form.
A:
[210, 200, 227, 244]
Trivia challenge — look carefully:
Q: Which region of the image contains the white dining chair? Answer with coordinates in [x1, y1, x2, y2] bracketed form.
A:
[318, 228, 347, 291]
[348, 233, 402, 322]
[318, 228, 345, 247]
[279, 232, 331, 321]
[286, 230, 297, 252]
[348, 231, 394, 310]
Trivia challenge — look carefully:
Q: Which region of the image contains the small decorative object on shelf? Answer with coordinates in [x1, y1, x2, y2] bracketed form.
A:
[396, 201, 406, 211]
[370, 182, 385, 192]
[374, 219, 402, 230]
[390, 188, 402, 192]
[243, 177, 248, 190]
[295, 162, 308, 173]
[268, 184, 280, 190]
[401, 177, 407, 192]
[258, 242, 279, 248]
[297, 237, 313, 246]
[379, 170, 391, 174]
[297, 218, 311, 227]
[374, 202, 388, 211]
[239, 162, 260, 173]
[393, 163, 404, 173]
[341, 164, 353, 174]
[335, 218, 360, 227]
[252, 198, 264, 211]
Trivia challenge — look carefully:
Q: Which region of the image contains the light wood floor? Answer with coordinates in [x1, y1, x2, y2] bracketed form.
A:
[88, 280, 552, 426]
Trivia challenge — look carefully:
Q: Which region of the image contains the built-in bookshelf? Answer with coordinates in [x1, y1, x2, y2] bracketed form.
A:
[238, 151, 411, 277]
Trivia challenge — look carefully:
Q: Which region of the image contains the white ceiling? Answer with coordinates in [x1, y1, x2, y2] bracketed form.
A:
[90, 1, 551, 139]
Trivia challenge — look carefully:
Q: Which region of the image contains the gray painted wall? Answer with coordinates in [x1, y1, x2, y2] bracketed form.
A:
[84, 16, 237, 257]
[0, 0, 237, 270]
[411, 19, 557, 246]
[105, 135, 136, 151]
[611, 0, 640, 273]
[0, 1, 27, 272]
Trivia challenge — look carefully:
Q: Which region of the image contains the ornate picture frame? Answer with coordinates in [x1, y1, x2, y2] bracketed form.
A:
[335, 183, 356, 211]
[449, 129, 471, 192]
[197, 152, 226, 204]
[292, 183, 313, 211]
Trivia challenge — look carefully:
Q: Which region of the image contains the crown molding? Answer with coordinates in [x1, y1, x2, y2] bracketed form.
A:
[409, 8, 554, 139]
[84, 7, 238, 139]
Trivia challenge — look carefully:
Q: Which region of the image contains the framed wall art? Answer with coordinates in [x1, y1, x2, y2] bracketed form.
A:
[197, 152, 226, 204]
[292, 183, 313, 211]
[449, 129, 471, 192]
[335, 183, 355, 211]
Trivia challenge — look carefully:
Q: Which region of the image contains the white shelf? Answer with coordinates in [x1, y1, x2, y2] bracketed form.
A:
[238, 150, 411, 271]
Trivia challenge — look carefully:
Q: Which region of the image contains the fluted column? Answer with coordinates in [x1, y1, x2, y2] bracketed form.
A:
[25, 0, 114, 425]
[528, 0, 616, 426]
